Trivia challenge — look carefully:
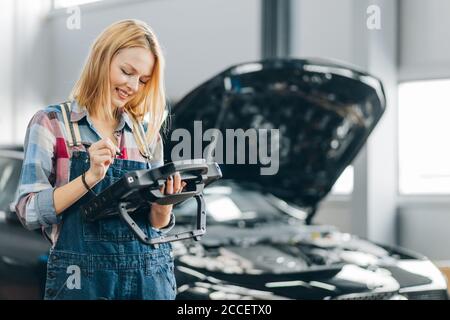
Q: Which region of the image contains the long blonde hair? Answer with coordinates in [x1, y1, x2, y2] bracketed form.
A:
[70, 19, 166, 146]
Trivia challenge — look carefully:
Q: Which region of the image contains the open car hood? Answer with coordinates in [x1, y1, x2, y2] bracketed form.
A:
[167, 58, 386, 220]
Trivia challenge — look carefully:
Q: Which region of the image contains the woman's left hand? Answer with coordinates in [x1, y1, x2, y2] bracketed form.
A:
[150, 172, 186, 228]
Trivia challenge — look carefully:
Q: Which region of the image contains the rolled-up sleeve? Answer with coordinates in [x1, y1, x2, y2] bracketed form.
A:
[15, 111, 60, 230]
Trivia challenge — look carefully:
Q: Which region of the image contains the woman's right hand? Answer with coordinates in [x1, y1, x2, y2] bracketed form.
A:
[85, 138, 118, 185]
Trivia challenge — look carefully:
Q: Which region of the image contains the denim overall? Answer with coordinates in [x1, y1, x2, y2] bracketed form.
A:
[43, 107, 176, 300]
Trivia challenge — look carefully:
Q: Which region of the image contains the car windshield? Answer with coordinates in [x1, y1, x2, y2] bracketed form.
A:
[0, 154, 22, 212]
[173, 180, 309, 225]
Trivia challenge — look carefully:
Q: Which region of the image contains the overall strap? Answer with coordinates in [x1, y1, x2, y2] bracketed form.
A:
[44, 102, 83, 246]
[128, 110, 168, 163]
[129, 115, 153, 162]
[60, 102, 82, 147]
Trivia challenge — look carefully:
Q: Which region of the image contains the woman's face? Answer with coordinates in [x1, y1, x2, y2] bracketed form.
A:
[110, 47, 155, 108]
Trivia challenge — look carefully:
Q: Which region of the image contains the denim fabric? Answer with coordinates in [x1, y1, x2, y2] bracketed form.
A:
[43, 151, 176, 300]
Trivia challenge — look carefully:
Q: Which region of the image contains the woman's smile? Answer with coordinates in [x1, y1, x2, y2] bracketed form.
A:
[116, 88, 130, 100]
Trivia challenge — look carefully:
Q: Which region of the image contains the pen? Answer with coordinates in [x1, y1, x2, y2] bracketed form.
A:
[81, 141, 123, 157]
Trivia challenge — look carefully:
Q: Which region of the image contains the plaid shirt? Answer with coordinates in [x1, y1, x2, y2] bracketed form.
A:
[15, 100, 174, 244]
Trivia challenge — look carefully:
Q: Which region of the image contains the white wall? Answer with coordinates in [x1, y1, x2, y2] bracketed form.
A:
[46, 0, 261, 104]
[315, 197, 352, 233]
[12, 0, 52, 144]
[291, 0, 355, 64]
[398, 202, 450, 260]
[0, 0, 16, 144]
[0, 0, 52, 144]
[399, 0, 450, 81]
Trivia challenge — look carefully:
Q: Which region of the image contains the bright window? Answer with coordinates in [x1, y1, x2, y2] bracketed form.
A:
[53, 0, 103, 9]
[332, 166, 353, 195]
[399, 80, 450, 195]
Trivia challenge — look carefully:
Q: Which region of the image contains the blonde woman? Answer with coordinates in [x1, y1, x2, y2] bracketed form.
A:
[15, 20, 184, 300]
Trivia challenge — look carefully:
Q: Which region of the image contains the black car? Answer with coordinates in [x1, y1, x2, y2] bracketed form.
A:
[165, 58, 448, 300]
[0, 149, 49, 299]
[0, 59, 448, 300]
